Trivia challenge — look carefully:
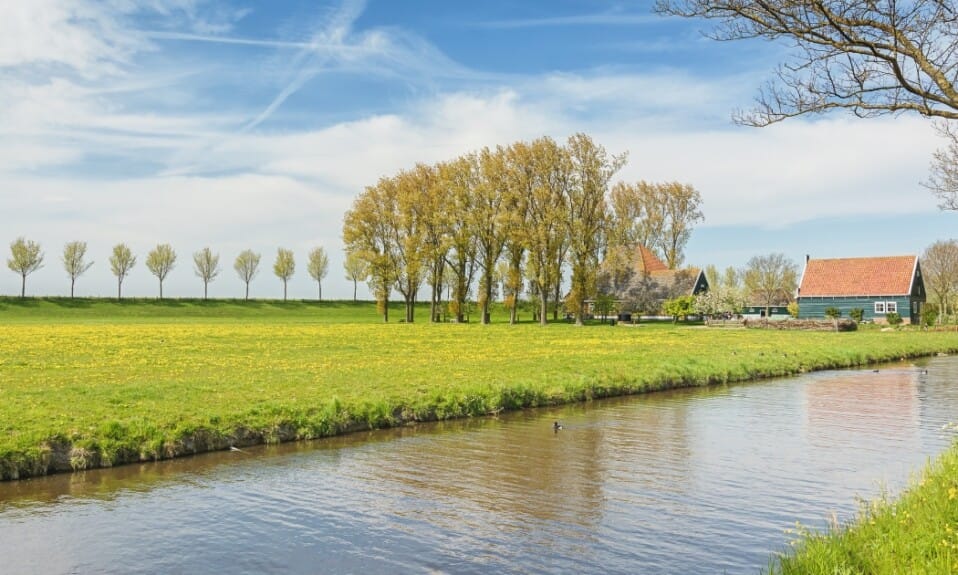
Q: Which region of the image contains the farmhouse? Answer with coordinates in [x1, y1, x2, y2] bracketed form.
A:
[796, 255, 926, 324]
[593, 245, 709, 317]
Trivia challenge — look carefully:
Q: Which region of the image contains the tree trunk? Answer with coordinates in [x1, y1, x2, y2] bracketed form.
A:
[204, 282, 208, 300]
[553, 281, 561, 321]
[430, 264, 443, 322]
[539, 290, 548, 326]
[245, 282, 249, 301]
[283, 280, 288, 302]
[352, 280, 357, 302]
[576, 300, 585, 326]
[319, 281, 322, 302]
[118, 279, 122, 300]
[510, 303, 518, 325]
[21, 274, 26, 298]
[159, 280, 164, 300]
[481, 269, 493, 325]
[70, 278, 76, 298]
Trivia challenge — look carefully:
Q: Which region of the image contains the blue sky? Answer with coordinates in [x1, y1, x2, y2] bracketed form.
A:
[1, 0, 951, 299]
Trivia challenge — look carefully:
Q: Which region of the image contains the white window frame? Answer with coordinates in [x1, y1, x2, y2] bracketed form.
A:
[885, 301, 897, 314]
[874, 301, 886, 314]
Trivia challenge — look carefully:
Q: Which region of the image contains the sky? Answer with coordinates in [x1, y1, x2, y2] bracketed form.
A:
[1, 0, 954, 300]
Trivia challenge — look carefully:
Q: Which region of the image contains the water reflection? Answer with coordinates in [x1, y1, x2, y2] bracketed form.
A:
[805, 367, 919, 447]
[1, 359, 957, 575]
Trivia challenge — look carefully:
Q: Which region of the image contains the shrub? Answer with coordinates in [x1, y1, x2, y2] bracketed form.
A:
[886, 312, 903, 325]
[824, 307, 841, 319]
[849, 308, 864, 322]
[921, 302, 939, 327]
[787, 301, 799, 318]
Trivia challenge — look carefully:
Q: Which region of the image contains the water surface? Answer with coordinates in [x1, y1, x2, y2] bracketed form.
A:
[2, 358, 957, 574]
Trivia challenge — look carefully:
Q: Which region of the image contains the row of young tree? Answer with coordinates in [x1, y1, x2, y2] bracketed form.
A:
[5, 237, 332, 301]
[342, 133, 704, 325]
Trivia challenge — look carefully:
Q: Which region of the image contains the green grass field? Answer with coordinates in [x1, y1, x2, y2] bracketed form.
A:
[3, 296, 958, 484]
[5, 297, 958, 572]
[768, 438, 958, 574]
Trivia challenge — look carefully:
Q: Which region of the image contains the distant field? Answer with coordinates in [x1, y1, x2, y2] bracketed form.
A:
[0, 297, 424, 324]
[3, 297, 958, 481]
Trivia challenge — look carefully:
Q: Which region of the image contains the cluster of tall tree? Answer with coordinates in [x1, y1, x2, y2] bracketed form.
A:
[5, 237, 330, 301]
[343, 133, 705, 325]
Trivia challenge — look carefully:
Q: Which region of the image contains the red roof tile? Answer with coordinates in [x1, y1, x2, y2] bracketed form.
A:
[799, 256, 917, 297]
[635, 245, 668, 273]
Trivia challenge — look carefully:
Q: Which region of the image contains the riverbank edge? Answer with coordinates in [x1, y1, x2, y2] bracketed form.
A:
[2, 344, 956, 481]
[766, 438, 958, 574]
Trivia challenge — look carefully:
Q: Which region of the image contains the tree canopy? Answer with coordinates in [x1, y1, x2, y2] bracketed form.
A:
[109, 243, 136, 299]
[146, 244, 177, 299]
[7, 237, 44, 298]
[343, 134, 700, 323]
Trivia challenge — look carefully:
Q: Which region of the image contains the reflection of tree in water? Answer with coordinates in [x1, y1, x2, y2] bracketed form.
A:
[0, 417, 496, 509]
[592, 388, 709, 500]
[804, 368, 919, 450]
[365, 389, 712, 547]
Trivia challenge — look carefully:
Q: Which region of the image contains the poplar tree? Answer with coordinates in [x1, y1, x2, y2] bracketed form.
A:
[563, 133, 626, 325]
[471, 146, 511, 324]
[344, 182, 396, 322]
[439, 156, 479, 323]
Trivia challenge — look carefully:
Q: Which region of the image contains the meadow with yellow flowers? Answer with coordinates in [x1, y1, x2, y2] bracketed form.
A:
[4, 297, 958, 483]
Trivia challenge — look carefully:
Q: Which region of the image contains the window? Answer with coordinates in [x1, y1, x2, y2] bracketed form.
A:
[874, 302, 885, 314]
[886, 301, 897, 314]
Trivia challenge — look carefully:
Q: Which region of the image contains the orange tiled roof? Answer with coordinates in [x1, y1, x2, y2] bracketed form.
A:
[799, 256, 917, 297]
[635, 245, 668, 273]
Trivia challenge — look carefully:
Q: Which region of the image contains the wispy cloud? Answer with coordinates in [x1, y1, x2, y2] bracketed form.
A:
[240, 0, 368, 132]
[142, 30, 311, 49]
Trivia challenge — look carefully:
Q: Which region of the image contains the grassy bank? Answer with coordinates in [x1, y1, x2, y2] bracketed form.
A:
[768, 438, 958, 574]
[3, 298, 958, 480]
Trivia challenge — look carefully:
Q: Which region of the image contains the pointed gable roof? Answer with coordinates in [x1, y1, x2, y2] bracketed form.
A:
[799, 255, 918, 297]
[635, 245, 668, 274]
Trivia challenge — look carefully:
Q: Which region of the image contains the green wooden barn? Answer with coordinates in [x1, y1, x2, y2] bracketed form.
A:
[796, 255, 926, 324]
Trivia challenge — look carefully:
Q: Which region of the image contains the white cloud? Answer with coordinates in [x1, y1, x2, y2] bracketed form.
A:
[0, 0, 149, 74]
[0, 0, 947, 299]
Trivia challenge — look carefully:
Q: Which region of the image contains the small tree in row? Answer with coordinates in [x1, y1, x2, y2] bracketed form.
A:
[307, 246, 329, 301]
[234, 249, 260, 301]
[62, 241, 94, 298]
[6, 239, 327, 300]
[7, 237, 44, 298]
[146, 244, 177, 300]
[273, 248, 296, 302]
[193, 247, 221, 300]
[110, 243, 136, 299]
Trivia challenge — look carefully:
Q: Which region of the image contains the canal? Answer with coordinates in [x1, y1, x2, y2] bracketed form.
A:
[1, 358, 957, 574]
